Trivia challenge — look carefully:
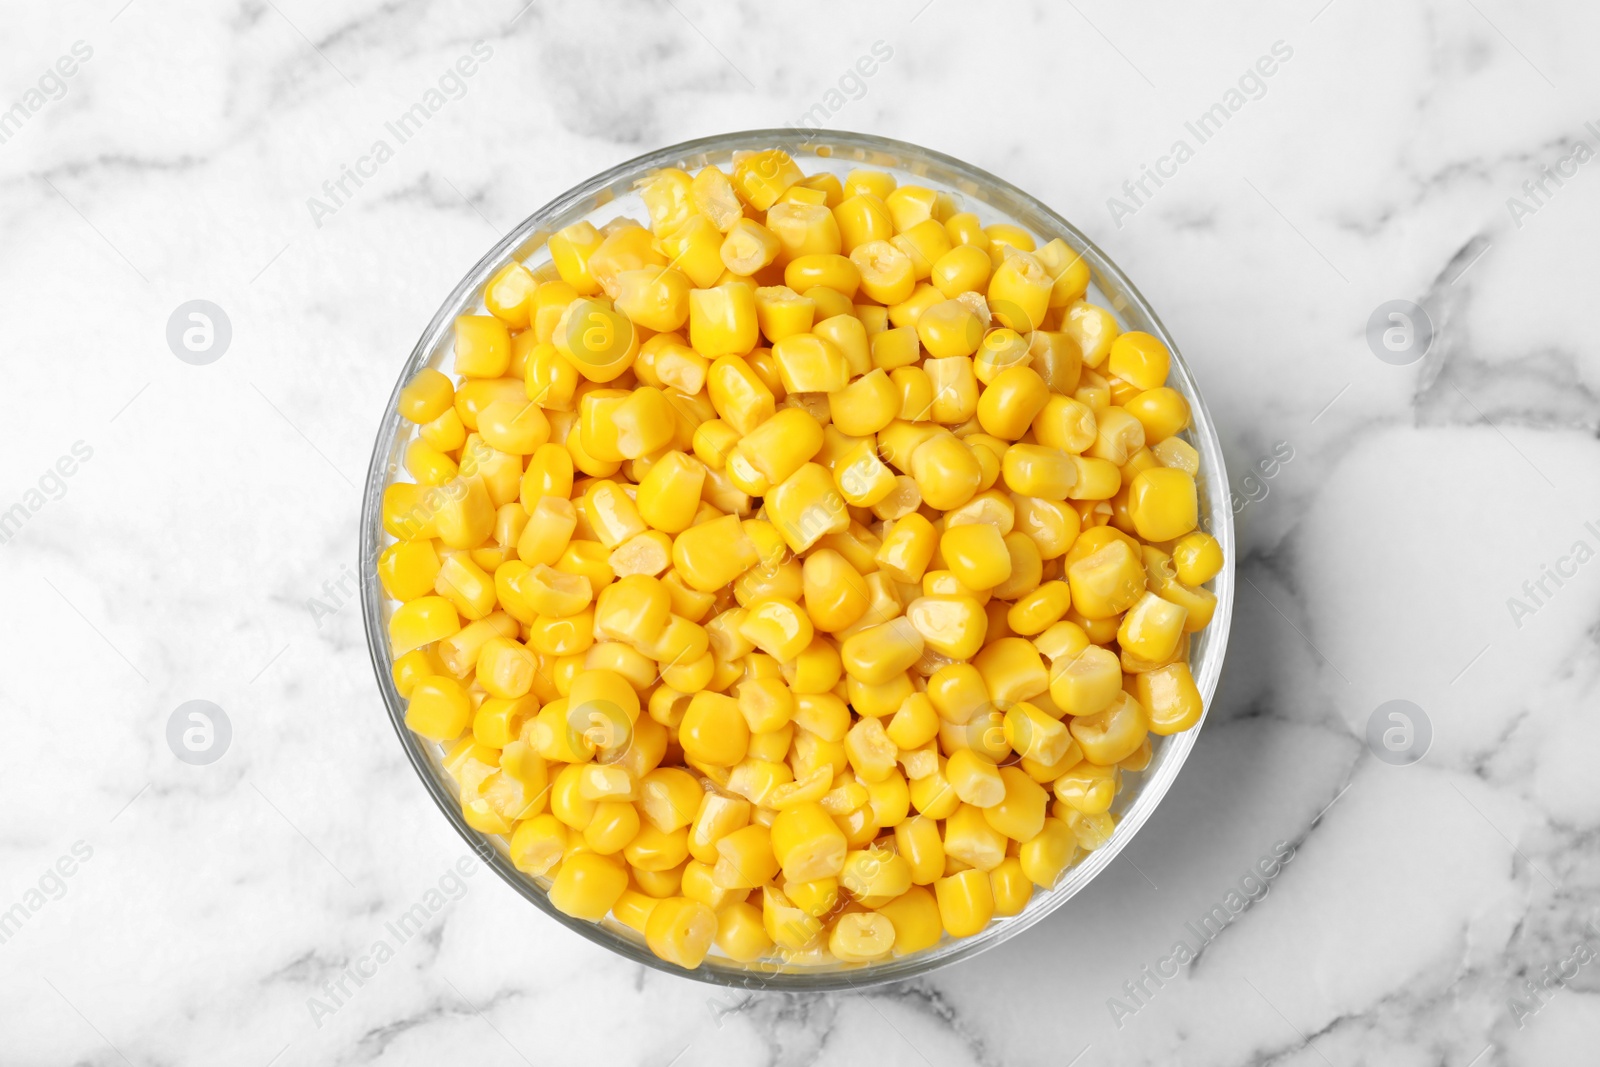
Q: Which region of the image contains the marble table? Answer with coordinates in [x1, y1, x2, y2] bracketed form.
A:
[3, 0, 1597, 1063]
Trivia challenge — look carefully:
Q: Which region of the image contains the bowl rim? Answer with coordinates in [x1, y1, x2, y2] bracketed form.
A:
[360, 127, 1235, 991]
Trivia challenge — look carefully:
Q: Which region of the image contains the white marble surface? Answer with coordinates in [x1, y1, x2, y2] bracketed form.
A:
[3, 0, 1599, 1063]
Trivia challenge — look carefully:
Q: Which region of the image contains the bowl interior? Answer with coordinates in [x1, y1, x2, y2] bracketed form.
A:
[360, 129, 1235, 990]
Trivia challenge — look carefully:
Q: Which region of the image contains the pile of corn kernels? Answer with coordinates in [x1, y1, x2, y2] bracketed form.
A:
[378, 149, 1222, 970]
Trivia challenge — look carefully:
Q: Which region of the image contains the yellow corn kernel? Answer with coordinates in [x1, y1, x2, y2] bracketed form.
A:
[1002, 701, 1072, 766]
[1061, 456, 1120, 502]
[833, 192, 894, 253]
[877, 184, 933, 232]
[1032, 396, 1097, 457]
[547, 850, 628, 922]
[735, 597, 812, 662]
[871, 512, 933, 584]
[1171, 531, 1223, 587]
[611, 887, 660, 934]
[1018, 817, 1077, 888]
[946, 748, 1004, 807]
[766, 462, 849, 554]
[972, 367, 1047, 443]
[716, 900, 774, 962]
[920, 664, 985, 727]
[549, 222, 605, 295]
[514, 562, 588, 617]
[943, 803, 1007, 874]
[827, 441, 893, 511]
[770, 801, 848, 882]
[1117, 592, 1188, 665]
[720, 218, 781, 276]
[706, 354, 777, 435]
[587, 224, 665, 298]
[972, 636, 1048, 705]
[713, 823, 780, 889]
[938, 209, 986, 251]
[1107, 330, 1171, 391]
[627, 454, 702, 538]
[589, 576, 669, 651]
[1061, 301, 1121, 369]
[939, 523, 1012, 591]
[404, 675, 471, 741]
[849, 239, 916, 305]
[1053, 761, 1119, 815]
[474, 692, 540, 748]
[823, 912, 892, 962]
[632, 768, 701, 835]
[867, 886, 936, 956]
[763, 885, 824, 950]
[639, 166, 695, 235]
[470, 636, 532, 699]
[608, 252, 687, 321]
[1127, 467, 1198, 542]
[836, 615, 923, 685]
[768, 199, 844, 259]
[765, 333, 847, 395]
[985, 250, 1052, 333]
[677, 691, 748, 767]
[582, 799, 640, 854]
[399, 369, 455, 425]
[983, 766, 1048, 842]
[1136, 661, 1204, 735]
[691, 165, 743, 231]
[554, 298, 638, 385]
[378, 540, 442, 603]
[686, 793, 753, 868]
[989, 856, 1033, 917]
[922, 355, 978, 426]
[928, 243, 992, 301]
[435, 613, 517, 677]
[733, 149, 803, 211]
[999, 444, 1076, 502]
[935, 867, 996, 937]
[1065, 536, 1144, 619]
[1152, 435, 1199, 476]
[1048, 640, 1123, 714]
[388, 595, 461, 657]
[819, 372, 894, 440]
[1087, 407, 1146, 468]
[1007, 581, 1071, 636]
[393, 647, 445, 699]
[890, 217, 954, 282]
[419, 406, 468, 453]
[632, 864, 686, 899]
[1070, 691, 1149, 766]
[645, 896, 718, 969]
[453, 315, 511, 378]
[783, 248, 860, 297]
[689, 283, 760, 358]
[1123, 388, 1190, 446]
[624, 821, 691, 872]
[909, 432, 982, 512]
[509, 813, 568, 875]
[909, 298, 979, 359]
[752, 284, 816, 343]
[904, 595, 988, 660]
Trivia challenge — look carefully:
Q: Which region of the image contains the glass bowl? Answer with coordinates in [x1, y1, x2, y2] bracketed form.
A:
[360, 129, 1235, 990]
